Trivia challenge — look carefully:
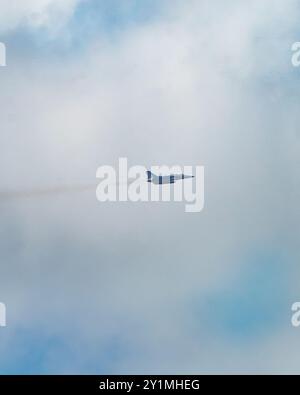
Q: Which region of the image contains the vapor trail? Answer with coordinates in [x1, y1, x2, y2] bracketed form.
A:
[0, 183, 97, 201]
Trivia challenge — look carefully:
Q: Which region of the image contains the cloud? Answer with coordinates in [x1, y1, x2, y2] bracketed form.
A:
[0, 0, 299, 373]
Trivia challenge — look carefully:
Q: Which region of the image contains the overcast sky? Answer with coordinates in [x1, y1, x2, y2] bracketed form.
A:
[0, 0, 300, 374]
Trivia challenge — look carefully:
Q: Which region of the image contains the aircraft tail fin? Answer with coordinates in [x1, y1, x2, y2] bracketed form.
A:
[146, 170, 158, 182]
[146, 171, 152, 182]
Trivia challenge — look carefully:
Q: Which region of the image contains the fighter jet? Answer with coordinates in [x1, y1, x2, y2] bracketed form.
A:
[147, 171, 194, 185]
